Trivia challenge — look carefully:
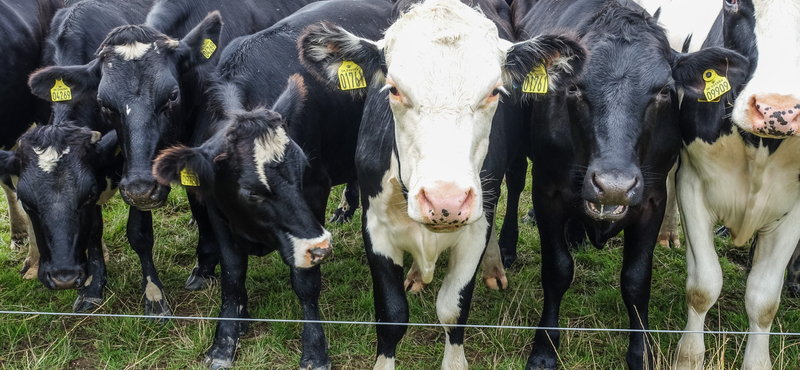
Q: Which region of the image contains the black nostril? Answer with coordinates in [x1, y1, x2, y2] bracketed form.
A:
[627, 177, 640, 194]
[592, 173, 604, 194]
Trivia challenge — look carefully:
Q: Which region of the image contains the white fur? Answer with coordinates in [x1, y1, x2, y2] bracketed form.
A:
[633, 0, 721, 52]
[731, 0, 800, 134]
[113, 42, 151, 61]
[33, 146, 69, 172]
[289, 230, 332, 269]
[144, 276, 163, 301]
[97, 177, 117, 205]
[373, 355, 395, 370]
[675, 132, 800, 369]
[253, 127, 290, 190]
[366, 156, 488, 369]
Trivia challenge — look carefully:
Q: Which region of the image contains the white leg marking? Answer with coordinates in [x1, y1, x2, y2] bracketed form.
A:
[658, 161, 680, 248]
[144, 276, 163, 302]
[373, 354, 395, 370]
[480, 222, 507, 289]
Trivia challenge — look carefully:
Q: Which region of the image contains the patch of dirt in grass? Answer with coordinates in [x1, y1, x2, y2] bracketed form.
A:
[67, 357, 94, 370]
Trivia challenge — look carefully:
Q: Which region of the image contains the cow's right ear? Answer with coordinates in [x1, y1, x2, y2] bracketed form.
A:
[298, 21, 384, 96]
[174, 11, 223, 73]
[28, 59, 102, 103]
[153, 145, 215, 191]
[0, 150, 18, 177]
[502, 34, 586, 100]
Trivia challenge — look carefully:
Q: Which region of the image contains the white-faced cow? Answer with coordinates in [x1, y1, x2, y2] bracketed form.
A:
[299, 0, 585, 368]
[632, 0, 800, 368]
[513, 0, 749, 369]
[0, 0, 63, 276]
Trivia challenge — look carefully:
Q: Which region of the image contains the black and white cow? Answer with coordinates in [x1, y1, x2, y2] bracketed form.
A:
[634, 0, 800, 368]
[299, 0, 586, 367]
[151, 1, 395, 367]
[27, 0, 316, 292]
[0, 0, 63, 276]
[0, 126, 121, 312]
[512, 0, 749, 368]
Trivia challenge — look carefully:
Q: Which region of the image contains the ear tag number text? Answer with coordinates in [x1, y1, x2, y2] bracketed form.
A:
[698, 69, 730, 103]
[50, 78, 72, 102]
[201, 39, 217, 59]
[522, 63, 548, 94]
[338, 60, 367, 91]
[180, 167, 200, 186]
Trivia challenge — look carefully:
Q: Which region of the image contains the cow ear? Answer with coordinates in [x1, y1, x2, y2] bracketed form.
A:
[175, 11, 223, 73]
[0, 150, 18, 177]
[28, 59, 101, 103]
[298, 21, 384, 96]
[672, 47, 749, 100]
[153, 144, 215, 190]
[271, 74, 307, 127]
[94, 130, 119, 167]
[503, 34, 586, 100]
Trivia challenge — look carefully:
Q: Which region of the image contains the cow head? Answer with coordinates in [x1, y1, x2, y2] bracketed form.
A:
[727, 0, 800, 138]
[0, 126, 119, 290]
[565, 3, 748, 221]
[28, 11, 223, 210]
[153, 75, 332, 268]
[299, 0, 585, 231]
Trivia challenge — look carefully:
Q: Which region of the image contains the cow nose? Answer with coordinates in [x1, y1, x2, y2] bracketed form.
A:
[417, 182, 476, 232]
[119, 178, 167, 209]
[308, 240, 333, 265]
[588, 171, 640, 206]
[748, 94, 800, 137]
[47, 269, 83, 290]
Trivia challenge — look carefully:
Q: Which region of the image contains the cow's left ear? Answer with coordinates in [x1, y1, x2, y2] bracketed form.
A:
[672, 47, 749, 100]
[0, 150, 18, 178]
[271, 74, 306, 127]
[503, 34, 586, 100]
[153, 144, 215, 191]
[298, 21, 384, 96]
[174, 11, 223, 73]
[94, 130, 119, 167]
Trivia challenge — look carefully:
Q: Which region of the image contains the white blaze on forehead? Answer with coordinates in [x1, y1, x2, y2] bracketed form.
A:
[253, 127, 290, 190]
[33, 147, 70, 172]
[113, 41, 152, 61]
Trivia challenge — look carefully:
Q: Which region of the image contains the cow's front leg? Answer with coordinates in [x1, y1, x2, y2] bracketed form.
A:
[2, 180, 28, 250]
[742, 226, 800, 370]
[329, 182, 360, 223]
[20, 209, 39, 279]
[498, 154, 527, 268]
[621, 221, 659, 370]
[291, 266, 330, 369]
[438, 221, 486, 370]
[481, 223, 507, 290]
[366, 226, 407, 370]
[785, 240, 800, 296]
[674, 174, 719, 370]
[185, 191, 220, 291]
[74, 205, 107, 312]
[657, 162, 680, 248]
[205, 245, 248, 370]
[403, 261, 426, 293]
[127, 208, 170, 319]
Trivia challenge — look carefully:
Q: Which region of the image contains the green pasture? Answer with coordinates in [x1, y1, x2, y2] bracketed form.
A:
[0, 169, 798, 369]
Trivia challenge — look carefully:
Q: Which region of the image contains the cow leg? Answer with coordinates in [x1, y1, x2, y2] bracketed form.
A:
[2, 180, 28, 250]
[521, 206, 537, 225]
[526, 203, 571, 370]
[674, 184, 718, 370]
[404, 261, 426, 293]
[127, 208, 171, 319]
[74, 205, 107, 312]
[329, 181, 360, 223]
[498, 154, 527, 268]
[621, 222, 658, 370]
[742, 227, 800, 370]
[20, 210, 39, 280]
[784, 240, 800, 296]
[185, 191, 220, 291]
[366, 226, 408, 370]
[657, 162, 680, 248]
[481, 222, 508, 290]
[291, 265, 331, 369]
[438, 220, 487, 370]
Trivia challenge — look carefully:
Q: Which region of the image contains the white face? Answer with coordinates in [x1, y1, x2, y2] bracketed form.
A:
[731, 0, 800, 137]
[382, 0, 507, 231]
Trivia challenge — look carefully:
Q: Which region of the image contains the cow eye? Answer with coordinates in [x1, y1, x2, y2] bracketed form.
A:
[725, 0, 736, 4]
[168, 90, 179, 102]
[491, 88, 500, 97]
[658, 86, 672, 100]
[389, 86, 399, 96]
[567, 85, 579, 95]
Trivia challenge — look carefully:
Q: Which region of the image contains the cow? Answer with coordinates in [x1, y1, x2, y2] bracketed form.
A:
[0, 126, 121, 313]
[512, 0, 749, 369]
[298, 0, 586, 367]
[630, 0, 800, 368]
[0, 0, 63, 277]
[151, 1, 395, 367]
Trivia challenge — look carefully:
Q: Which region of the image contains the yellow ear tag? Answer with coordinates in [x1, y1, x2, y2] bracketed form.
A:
[522, 63, 548, 94]
[114, 146, 121, 157]
[338, 60, 367, 91]
[698, 69, 730, 103]
[201, 39, 217, 59]
[50, 78, 72, 102]
[180, 167, 200, 186]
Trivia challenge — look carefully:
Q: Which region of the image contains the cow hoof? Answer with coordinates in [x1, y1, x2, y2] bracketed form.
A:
[73, 295, 103, 313]
[299, 361, 331, 370]
[657, 231, 680, 248]
[185, 267, 213, 291]
[525, 356, 557, 370]
[787, 283, 800, 297]
[145, 298, 171, 323]
[188, 217, 197, 227]
[500, 252, 517, 269]
[404, 277, 426, 293]
[20, 261, 38, 280]
[9, 233, 26, 250]
[483, 274, 508, 290]
[714, 226, 730, 238]
[328, 209, 352, 224]
[203, 356, 234, 370]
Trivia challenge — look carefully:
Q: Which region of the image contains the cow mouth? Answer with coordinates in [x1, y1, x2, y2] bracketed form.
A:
[423, 223, 463, 233]
[584, 201, 627, 220]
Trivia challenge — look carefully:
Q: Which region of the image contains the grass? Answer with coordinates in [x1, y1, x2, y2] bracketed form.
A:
[0, 168, 798, 369]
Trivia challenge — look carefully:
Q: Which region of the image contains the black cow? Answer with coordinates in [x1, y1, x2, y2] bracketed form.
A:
[27, 0, 316, 293]
[299, 0, 585, 367]
[0, 0, 63, 276]
[152, 0, 395, 367]
[513, 0, 749, 369]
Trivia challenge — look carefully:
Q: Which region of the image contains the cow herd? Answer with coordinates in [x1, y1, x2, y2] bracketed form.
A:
[0, 0, 798, 369]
